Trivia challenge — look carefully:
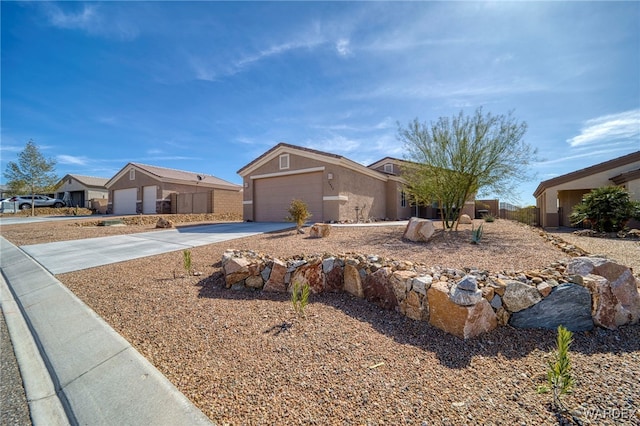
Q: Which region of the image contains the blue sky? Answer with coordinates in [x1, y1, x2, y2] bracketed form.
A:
[2, 1, 639, 205]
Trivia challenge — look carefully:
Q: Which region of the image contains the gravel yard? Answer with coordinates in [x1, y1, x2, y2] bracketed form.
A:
[2, 218, 639, 425]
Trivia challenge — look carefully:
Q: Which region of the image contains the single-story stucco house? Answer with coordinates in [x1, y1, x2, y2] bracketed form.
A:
[55, 174, 109, 210]
[237, 143, 475, 223]
[105, 163, 242, 215]
[534, 150, 640, 228]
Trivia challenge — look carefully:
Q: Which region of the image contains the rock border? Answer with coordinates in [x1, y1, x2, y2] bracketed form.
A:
[222, 249, 640, 339]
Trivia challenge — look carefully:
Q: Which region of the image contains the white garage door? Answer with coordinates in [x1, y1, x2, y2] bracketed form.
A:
[142, 185, 157, 214]
[113, 188, 137, 215]
[254, 172, 323, 222]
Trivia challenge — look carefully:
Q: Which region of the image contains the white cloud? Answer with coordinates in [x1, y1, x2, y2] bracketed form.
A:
[567, 109, 640, 147]
[304, 134, 361, 154]
[336, 38, 351, 56]
[41, 3, 138, 40]
[57, 155, 89, 166]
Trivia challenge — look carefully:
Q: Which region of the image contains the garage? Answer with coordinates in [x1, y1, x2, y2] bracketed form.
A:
[113, 188, 137, 215]
[254, 172, 323, 222]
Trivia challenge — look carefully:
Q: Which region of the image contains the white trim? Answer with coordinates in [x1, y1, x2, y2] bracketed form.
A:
[250, 166, 325, 180]
[323, 195, 348, 201]
[243, 200, 253, 205]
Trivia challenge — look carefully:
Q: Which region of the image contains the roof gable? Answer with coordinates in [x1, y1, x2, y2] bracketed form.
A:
[59, 174, 109, 188]
[106, 163, 241, 190]
[237, 142, 390, 182]
[533, 151, 640, 197]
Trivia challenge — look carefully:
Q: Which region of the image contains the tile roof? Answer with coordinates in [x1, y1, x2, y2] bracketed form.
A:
[131, 163, 241, 188]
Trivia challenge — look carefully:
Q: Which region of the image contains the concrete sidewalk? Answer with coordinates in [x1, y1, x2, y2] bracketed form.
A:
[0, 236, 214, 425]
[21, 221, 294, 274]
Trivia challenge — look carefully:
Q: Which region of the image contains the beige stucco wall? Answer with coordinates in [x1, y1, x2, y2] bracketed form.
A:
[335, 167, 386, 222]
[537, 161, 640, 228]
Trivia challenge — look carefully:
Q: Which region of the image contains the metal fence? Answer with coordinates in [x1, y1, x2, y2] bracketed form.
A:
[499, 202, 540, 227]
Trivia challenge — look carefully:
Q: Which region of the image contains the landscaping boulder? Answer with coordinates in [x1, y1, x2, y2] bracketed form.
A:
[343, 262, 364, 298]
[291, 258, 324, 293]
[309, 223, 332, 238]
[567, 257, 640, 329]
[222, 256, 251, 288]
[363, 267, 398, 310]
[155, 217, 174, 228]
[449, 275, 483, 306]
[502, 280, 542, 312]
[509, 283, 593, 331]
[428, 281, 497, 339]
[402, 217, 436, 242]
[263, 258, 287, 292]
[459, 214, 472, 225]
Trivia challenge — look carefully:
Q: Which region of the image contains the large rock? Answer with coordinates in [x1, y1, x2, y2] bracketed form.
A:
[290, 258, 324, 293]
[363, 267, 398, 310]
[343, 263, 364, 298]
[263, 258, 287, 292]
[402, 217, 436, 242]
[223, 256, 251, 288]
[155, 217, 174, 228]
[403, 290, 428, 321]
[323, 257, 344, 292]
[449, 275, 483, 306]
[428, 281, 497, 339]
[567, 257, 640, 328]
[509, 283, 593, 331]
[390, 270, 416, 303]
[502, 280, 542, 312]
[458, 214, 472, 225]
[309, 223, 332, 238]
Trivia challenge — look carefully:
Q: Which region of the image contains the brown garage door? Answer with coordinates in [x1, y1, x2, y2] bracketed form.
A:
[254, 172, 323, 222]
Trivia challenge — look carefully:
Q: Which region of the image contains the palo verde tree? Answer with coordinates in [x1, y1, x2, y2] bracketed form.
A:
[398, 107, 537, 230]
[3, 139, 59, 216]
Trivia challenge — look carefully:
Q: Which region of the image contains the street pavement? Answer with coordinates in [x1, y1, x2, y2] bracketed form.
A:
[0, 221, 293, 425]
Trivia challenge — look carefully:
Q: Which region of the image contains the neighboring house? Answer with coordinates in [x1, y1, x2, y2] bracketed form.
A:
[533, 151, 640, 228]
[105, 163, 243, 215]
[55, 174, 109, 210]
[237, 143, 475, 223]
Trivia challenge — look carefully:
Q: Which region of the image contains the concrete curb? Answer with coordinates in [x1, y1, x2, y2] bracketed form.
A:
[1, 274, 69, 426]
[0, 237, 213, 426]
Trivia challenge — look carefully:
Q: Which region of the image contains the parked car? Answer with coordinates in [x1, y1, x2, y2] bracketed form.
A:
[9, 195, 66, 210]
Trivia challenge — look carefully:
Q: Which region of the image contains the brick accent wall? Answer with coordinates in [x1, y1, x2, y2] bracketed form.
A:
[212, 189, 243, 215]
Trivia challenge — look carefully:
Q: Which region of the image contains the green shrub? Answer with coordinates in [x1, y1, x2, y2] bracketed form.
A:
[570, 186, 640, 232]
[291, 281, 310, 317]
[482, 213, 496, 222]
[183, 249, 192, 275]
[538, 325, 581, 424]
[285, 199, 312, 234]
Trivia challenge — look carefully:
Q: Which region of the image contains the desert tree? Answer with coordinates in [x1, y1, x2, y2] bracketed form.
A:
[398, 107, 536, 230]
[3, 139, 59, 215]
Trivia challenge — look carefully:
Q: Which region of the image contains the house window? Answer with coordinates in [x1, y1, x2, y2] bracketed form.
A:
[129, 169, 135, 180]
[279, 154, 290, 170]
[401, 191, 407, 208]
[384, 163, 394, 173]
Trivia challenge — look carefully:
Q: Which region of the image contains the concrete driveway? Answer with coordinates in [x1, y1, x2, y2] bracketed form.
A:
[20, 222, 293, 275]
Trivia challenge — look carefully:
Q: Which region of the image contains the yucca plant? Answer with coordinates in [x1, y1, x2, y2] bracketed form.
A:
[470, 223, 484, 244]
